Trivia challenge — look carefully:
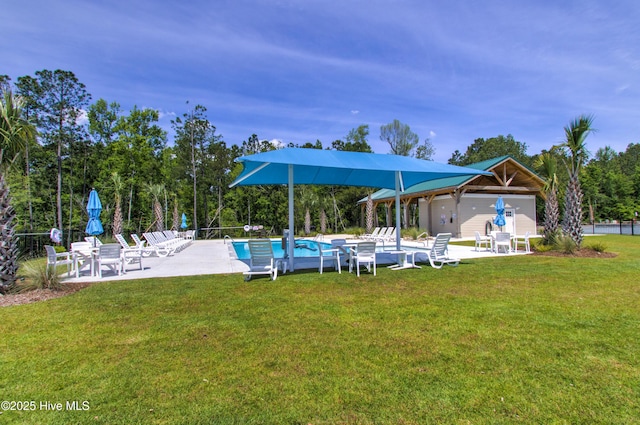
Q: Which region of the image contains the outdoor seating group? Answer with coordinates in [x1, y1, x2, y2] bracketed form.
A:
[488, 231, 525, 254]
[478, 230, 531, 254]
[316, 240, 378, 276]
[45, 229, 195, 279]
[47, 240, 125, 279]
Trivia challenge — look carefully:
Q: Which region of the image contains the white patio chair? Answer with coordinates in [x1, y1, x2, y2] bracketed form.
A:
[243, 239, 278, 281]
[514, 231, 531, 253]
[493, 232, 512, 254]
[45, 245, 74, 277]
[474, 231, 490, 251]
[330, 238, 350, 267]
[427, 233, 460, 269]
[97, 243, 123, 278]
[349, 241, 377, 276]
[317, 241, 341, 274]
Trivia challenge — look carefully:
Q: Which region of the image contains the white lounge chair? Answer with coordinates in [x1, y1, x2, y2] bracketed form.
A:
[349, 241, 377, 276]
[114, 234, 143, 272]
[318, 242, 341, 274]
[140, 233, 175, 257]
[427, 233, 460, 269]
[97, 243, 123, 278]
[130, 233, 159, 257]
[362, 227, 381, 240]
[374, 227, 395, 242]
[84, 236, 103, 247]
[45, 245, 74, 278]
[243, 239, 278, 281]
[161, 230, 191, 251]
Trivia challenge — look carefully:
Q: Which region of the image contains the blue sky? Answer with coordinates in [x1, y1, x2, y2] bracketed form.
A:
[4, 0, 640, 162]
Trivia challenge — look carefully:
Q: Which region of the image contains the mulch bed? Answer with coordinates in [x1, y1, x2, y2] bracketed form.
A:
[531, 248, 617, 258]
[0, 281, 94, 308]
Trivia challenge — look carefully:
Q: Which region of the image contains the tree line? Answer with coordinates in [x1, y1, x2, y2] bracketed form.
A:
[2, 69, 639, 248]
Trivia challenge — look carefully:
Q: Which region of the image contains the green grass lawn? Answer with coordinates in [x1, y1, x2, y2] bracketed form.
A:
[1, 235, 639, 424]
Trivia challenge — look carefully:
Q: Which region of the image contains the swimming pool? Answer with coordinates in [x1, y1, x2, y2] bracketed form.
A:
[231, 239, 331, 260]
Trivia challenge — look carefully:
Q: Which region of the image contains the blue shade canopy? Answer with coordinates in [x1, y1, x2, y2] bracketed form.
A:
[230, 148, 492, 190]
[85, 189, 104, 236]
[494, 196, 506, 228]
[181, 213, 188, 229]
[230, 147, 491, 270]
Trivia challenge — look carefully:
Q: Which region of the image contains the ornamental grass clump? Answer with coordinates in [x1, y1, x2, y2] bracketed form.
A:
[556, 233, 578, 254]
[19, 260, 64, 291]
[586, 240, 608, 253]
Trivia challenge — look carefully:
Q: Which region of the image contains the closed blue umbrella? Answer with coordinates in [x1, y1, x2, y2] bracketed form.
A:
[86, 189, 104, 239]
[181, 213, 188, 229]
[494, 196, 506, 230]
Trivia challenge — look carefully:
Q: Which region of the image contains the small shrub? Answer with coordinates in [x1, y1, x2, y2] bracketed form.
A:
[344, 227, 364, 237]
[19, 261, 65, 291]
[555, 234, 577, 254]
[586, 241, 608, 253]
[402, 227, 420, 240]
[533, 241, 554, 253]
[541, 229, 562, 246]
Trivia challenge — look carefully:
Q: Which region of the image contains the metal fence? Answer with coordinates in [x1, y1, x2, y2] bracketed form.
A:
[16, 229, 99, 259]
[582, 221, 640, 236]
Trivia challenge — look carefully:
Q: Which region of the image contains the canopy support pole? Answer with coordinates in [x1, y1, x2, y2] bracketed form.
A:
[288, 164, 295, 271]
[395, 171, 402, 251]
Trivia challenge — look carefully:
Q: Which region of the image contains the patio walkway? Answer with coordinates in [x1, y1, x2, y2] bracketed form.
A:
[63, 236, 530, 283]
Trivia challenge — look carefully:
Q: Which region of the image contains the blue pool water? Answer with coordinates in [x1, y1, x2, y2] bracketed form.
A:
[232, 239, 331, 260]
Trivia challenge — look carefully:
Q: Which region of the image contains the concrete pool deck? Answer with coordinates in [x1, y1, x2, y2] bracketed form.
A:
[63, 235, 531, 283]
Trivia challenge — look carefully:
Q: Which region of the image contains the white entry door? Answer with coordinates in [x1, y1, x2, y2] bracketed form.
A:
[505, 208, 516, 235]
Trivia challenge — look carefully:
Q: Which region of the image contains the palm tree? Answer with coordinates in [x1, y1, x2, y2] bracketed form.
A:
[1, 88, 32, 166]
[558, 115, 595, 248]
[111, 172, 124, 237]
[147, 184, 165, 232]
[172, 195, 180, 231]
[299, 188, 318, 235]
[0, 88, 35, 292]
[365, 193, 374, 235]
[534, 152, 560, 243]
[319, 209, 327, 234]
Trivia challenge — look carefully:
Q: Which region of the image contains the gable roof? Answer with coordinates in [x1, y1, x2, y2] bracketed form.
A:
[360, 155, 543, 203]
